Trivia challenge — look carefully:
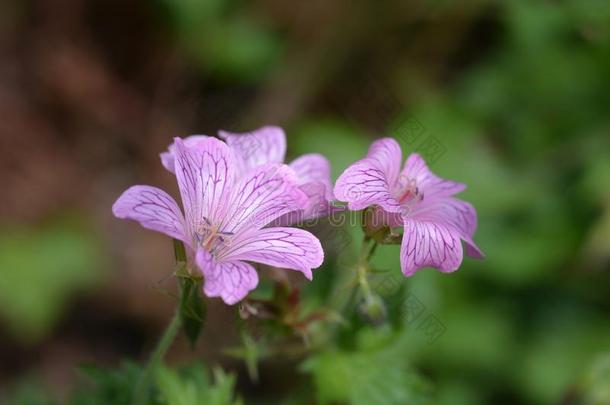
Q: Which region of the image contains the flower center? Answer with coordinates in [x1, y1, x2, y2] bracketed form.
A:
[396, 177, 423, 205]
[195, 217, 233, 252]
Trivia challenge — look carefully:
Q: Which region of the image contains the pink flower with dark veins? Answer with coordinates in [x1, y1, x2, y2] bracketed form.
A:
[334, 138, 483, 276]
[160, 126, 335, 225]
[113, 137, 324, 304]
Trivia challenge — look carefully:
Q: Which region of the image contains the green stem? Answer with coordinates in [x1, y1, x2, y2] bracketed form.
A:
[133, 309, 181, 405]
[341, 236, 378, 316]
[173, 238, 187, 264]
[366, 241, 379, 262]
[133, 239, 186, 405]
[357, 238, 376, 303]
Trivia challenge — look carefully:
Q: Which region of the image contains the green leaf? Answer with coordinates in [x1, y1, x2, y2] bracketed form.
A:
[223, 331, 267, 383]
[156, 363, 242, 405]
[302, 330, 432, 405]
[72, 361, 143, 405]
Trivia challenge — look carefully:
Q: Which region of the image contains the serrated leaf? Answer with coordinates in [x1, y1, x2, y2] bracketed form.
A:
[302, 331, 432, 405]
[156, 363, 242, 405]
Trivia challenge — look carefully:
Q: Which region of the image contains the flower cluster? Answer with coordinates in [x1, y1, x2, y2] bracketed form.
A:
[335, 138, 483, 276]
[113, 127, 482, 304]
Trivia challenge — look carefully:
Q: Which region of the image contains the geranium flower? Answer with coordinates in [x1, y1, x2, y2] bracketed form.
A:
[160, 126, 335, 225]
[334, 138, 483, 276]
[113, 137, 324, 304]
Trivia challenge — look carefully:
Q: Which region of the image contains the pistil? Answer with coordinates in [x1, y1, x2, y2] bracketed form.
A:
[397, 178, 423, 204]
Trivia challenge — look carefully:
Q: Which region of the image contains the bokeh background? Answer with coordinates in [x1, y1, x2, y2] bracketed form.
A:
[1, 0, 609, 403]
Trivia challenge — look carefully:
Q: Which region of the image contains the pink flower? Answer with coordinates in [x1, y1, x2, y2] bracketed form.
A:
[334, 138, 483, 276]
[160, 126, 335, 225]
[113, 137, 324, 304]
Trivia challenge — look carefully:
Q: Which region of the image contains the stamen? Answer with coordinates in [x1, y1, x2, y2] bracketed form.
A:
[397, 178, 423, 204]
[194, 218, 233, 252]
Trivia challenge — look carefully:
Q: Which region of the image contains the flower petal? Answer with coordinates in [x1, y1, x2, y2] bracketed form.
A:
[160, 135, 211, 173]
[173, 137, 235, 230]
[219, 126, 286, 175]
[409, 197, 483, 259]
[367, 138, 402, 187]
[400, 219, 464, 276]
[463, 234, 484, 259]
[289, 153, 333, 198]
[274, 154, 336, 224]
[334, 161, 402, 213]
[401, 153, 465, 199]
[223, 163, 308, 232]
[196, 249, 258, 305]
[112, 185, 187, 244]
[219, 227, 324, 280]
[334, 138, 404, 212]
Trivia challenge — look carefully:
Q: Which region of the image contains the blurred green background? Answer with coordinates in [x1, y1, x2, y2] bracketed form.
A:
[1, 0, 609, 403]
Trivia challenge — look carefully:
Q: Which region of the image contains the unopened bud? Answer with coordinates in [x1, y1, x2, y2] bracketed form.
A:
[361, 206, 402, 244]
[358, 294, 387, 326]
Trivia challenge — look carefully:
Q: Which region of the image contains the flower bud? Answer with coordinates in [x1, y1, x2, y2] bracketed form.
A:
[358, 294, 387, 326]
[361, 206, 402, 245]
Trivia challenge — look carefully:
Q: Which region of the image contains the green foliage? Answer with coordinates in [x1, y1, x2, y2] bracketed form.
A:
[157, 0, 281, 81]
[72, 362, 143, 405]
[580, 353, 610, 405]
[0, 376, 54, 405]
[0, 218, 103, 343]
[3, 362, 241, 405]
[155, 364, 242, 405]
[302, 328, 432, 405]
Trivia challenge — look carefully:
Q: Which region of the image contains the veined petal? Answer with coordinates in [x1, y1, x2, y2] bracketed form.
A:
[298, 182, 332, 220]
[219, 227, 323, 280]
[277, 154, 335, 224]
[160, 135, 211, 173]
[223, 163, 308, 232]
[219, 126, 286, 175]
[112, 185, 187, 244]
[411, 198, 476, 237]
[410, 197, 483, 259]
[401, 153, 465, 199]
[196, 249, 258, 305]
[400, 219, 463, 276]
[367, 138, 402, 187]
[300, 182, 338, 221]
[274, 180, 341, 226]
[273, 203, 344, 227]
[334, 161, 402, 213]
[173, 137, 235, 231]
[289, 153, 334, 199]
